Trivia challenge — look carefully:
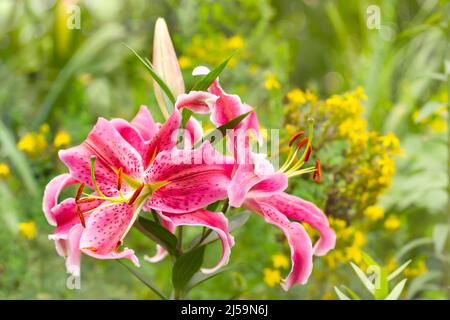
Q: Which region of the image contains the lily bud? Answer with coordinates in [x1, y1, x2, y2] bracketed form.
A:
[152, 17, 185, 118]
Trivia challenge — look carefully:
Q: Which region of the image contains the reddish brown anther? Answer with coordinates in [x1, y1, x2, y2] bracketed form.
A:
[304, 146, 312, 162]
[76, 198, 97, 204]
[127, 183, 145, 205]
[288, 131, 305, 147]
[296, 137, 309, 151]
[116, 167, 123, 191]
[312, 158, 322, 183]
[75, 183, 85, 203]
[76, 204, 86, 228]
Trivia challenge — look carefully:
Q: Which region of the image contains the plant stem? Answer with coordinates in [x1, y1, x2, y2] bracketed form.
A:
[177, 226, 183, 254]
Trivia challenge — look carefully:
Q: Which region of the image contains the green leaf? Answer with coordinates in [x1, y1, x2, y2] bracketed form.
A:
[191, 54, 234, 91]
[124, 44, 176, 104]
[135, 216, 178, 256]
[172, 245, 206, 290]
[190, 212, 250, 248]
[0, 121, 38, 198]
[373, 267, 389, 300]
[432, 224, 449, 255]
[194, 110, 252, 148]
[415, 101, 446, 123]
[181, 108, 193, 128]
[350, 262, 374, 293]
[406, 271, 441, 299]
[0, 183, 20, 233]
[117, 260, 168, 300]
[362, 252, 379, 268]
[387, 260, 412, 281]
[395, 238, 433, 261]
[385, 279, 407, 300]
[341, 286, 361, 300]
[334, 286, 351, 300]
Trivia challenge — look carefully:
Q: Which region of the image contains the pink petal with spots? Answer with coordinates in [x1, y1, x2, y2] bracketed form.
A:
[259, 193, 336, 256]
[110, 118, 148, 160]
[145, 109, 181, 166]
[160, 210, 234, 273]
[246, 199, 313, 290]
[43, 173, 78, 225]
[130, 105, 159, 141]
[175, 91, 218, 114]
[79, 202, 139, 266]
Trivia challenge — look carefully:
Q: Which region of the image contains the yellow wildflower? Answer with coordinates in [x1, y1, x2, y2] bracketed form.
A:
[272, 254, 289, 269]
[227, 35, 244, 50]
[19, 221, 37, 240]
[18, 132, 47, 155]
[386, 258, 398, 273]
[321, 291, 334, 300]
[429, 118, 447, 133]
[404, 260, 428, 278]
[0, 163, 10, 179]
[364, 205, 385, 222]
[263, 268, 281, 287]
[40, 123, 50, 134]
[264, 74, 280, 90]
[345, 245, 362, 263]
[54, 130, 71, 148]
[178, 56, 192, 69]
[287, 88, 307, 105]
[353, 231, 366, 247]
[384, 215, 401, 231]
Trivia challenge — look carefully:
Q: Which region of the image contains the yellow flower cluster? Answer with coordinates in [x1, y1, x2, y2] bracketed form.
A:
[263, 253, 290, 287]
[264, 73, 280, 90]
[363, 205, 384, 221]
[383, 215, 401, 231]
[403, 260, 428, 278]
[323, 217, 366, 269]
[17, 125, 72, 157]
[412, 91, 448, 133]
[19, 221, 37, 240]
[17, 125, 49, 156]
[179, 34, 244, 69]
[0, 162, 10, 179]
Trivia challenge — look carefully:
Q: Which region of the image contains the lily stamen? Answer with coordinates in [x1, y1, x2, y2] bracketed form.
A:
[128, 183, 145, 205]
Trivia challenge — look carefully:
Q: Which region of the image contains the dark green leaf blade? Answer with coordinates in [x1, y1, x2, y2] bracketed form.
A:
[191, 54, 234, 91]
[135, 216, 178, 256]
[124, 43, 176, 104]
[172, 246, 206, 290]
[194, 110, 252, 148]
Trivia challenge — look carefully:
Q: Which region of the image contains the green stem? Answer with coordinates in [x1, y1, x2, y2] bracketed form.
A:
[176, 226, 183, 254]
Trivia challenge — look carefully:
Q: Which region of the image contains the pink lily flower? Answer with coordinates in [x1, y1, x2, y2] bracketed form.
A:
[44, 106, 233, 276]
[227, 129, 336, 290]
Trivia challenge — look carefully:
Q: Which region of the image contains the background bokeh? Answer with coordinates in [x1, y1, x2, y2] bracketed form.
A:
[0, 0, 448, 299]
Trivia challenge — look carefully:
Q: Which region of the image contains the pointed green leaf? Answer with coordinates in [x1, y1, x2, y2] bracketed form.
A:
[194, 110, 252, 148]
[350, 262, 374, 293]
[362, 252, 379, 268]
[181, 108, 193, 128]
[172, 245, 206, 290]
[124, 44, 176, 104]
[191, 54, 234, 91]
[385, 279, 407, 300]
[341, 285, 361, 300]
[135, 216, 178, 256]
[387, 260, 412, 281]
[334, 286, 351, 300]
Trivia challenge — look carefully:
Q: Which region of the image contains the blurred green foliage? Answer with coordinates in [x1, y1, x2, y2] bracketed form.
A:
[0, 0, 448, 299]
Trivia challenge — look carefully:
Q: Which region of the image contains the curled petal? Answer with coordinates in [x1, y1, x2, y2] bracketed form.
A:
[43, 173, 78, 226]
[110, 118, 148, 161]
[160, 210, 234, 273]
[260, 193, 336, 256]
[65, 224, 84, 277]
[185, 117, 204, 145]
[175, 91, 218, 114]
[247, 199, 313, 290]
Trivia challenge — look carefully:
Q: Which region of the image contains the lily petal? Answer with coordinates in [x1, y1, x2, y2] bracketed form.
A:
[259, 193, 336, 256]
[175, 91, 218, 114]
[43, 173, 78, 226]
[160, 209, 234, 273]
[79, 202, 139, 266]
[130, 105, 159, 141]
[246, 199, 313, 290]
